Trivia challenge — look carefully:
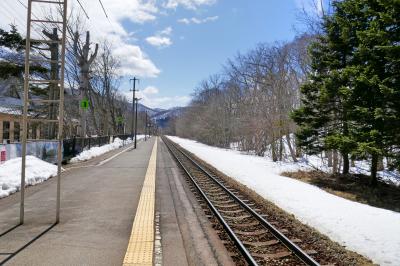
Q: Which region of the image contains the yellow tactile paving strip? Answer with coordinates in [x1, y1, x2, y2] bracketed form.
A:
[123, 139, 158, 266]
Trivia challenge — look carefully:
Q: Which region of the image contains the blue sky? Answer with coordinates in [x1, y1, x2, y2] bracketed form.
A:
[125, 1, 306, 109]
[119, 0, 310, 109]
[1, 0, 319, 109]
[114, 0, 314, 108]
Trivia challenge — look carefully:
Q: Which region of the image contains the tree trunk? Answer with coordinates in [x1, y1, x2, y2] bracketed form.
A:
[332, 150, 338, 174]
[295, 137, 302, 157]
[342, 152, 349, 174]
[271, 141, 278, 162]
[286, 134, 298, 162]
[370, 154, 378, 187]
[377, 156, 384, 171]
[327, 151, 333, 167]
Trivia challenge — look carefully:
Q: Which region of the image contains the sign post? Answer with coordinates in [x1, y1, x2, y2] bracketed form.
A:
[80, 98, 89, 110]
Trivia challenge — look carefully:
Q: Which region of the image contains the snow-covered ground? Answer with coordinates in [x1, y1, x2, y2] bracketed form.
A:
[0, 156, 58, 198]
[303, 154, 400, 186]
[69, 135, 145, 163]
[168, 136, 400, 266]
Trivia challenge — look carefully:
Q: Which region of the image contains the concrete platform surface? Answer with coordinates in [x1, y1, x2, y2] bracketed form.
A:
[0, 137, 233, 266]
[0, 138, 155, 266]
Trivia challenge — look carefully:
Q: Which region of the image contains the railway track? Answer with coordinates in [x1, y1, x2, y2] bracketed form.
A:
[162, 136, 321, 266]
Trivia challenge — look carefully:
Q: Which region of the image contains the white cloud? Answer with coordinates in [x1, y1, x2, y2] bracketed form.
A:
[177, 18, 191, 24]
[1, 0, 161, 78]
[142, 86, 159, 94]
[146, 26, 173, 48]
[146, 36, 172, 47]
[164, 0, 216, 10]
[160, 26, 173, 35]
[123, 86, 191, 109]
[144, 95, 191, 109]
[113, 44, 160, 77]
[178, 16, 219, 25]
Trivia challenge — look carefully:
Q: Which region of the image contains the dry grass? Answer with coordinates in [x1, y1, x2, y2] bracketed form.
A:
[282, 170, 400, 213]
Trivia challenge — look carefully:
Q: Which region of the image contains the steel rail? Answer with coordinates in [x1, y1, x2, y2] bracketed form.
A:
[163, 137, 258, 266]
[163, 136, 320, 266]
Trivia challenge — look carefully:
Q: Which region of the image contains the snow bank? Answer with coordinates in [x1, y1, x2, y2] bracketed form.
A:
[70, 135, 145, 163]
[168, 136, 400, 266]
[0, 156, 57, 198]
[303, 154, 400, 186]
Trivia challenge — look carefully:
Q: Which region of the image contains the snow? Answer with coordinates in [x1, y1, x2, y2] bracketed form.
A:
[0, 156, 57, 198]
[302, 154, 400, 186]
[167, 136, 400, 266]
[0, 106, 22, 115]
[69, 135, 146, 163]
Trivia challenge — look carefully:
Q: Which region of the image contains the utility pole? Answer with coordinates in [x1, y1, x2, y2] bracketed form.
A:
[130, 77, 138, 148]
[145, 111, 147, 141]
[134, 98, 141, 148]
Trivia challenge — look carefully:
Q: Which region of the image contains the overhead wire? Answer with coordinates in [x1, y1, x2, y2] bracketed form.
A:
[76, 0, 90, 19]
[7, 0, 118, 55]
[12, 0, 51, 40]
[98, 0, 109, 19]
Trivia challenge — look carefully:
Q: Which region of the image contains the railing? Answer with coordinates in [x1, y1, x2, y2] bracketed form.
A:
[0, 134, 134, 164]
[62, 136, 112, 162]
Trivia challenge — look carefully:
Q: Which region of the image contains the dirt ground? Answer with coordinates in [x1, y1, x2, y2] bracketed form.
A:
[282, 170, 400, 213]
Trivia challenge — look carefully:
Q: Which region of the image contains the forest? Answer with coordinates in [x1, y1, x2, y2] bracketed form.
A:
[167, 0, 400, 186]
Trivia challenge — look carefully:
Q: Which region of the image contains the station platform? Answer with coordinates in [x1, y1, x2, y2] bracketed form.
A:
[0, 137, 232, 265]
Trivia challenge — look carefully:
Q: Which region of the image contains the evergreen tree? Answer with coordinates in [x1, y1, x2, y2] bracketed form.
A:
[292, 5, 357, 175]
[293, 0, 400, 185]
[338, 0, 400, 185]
[0, 24, 25, 80]
[0, 25, 47, 96]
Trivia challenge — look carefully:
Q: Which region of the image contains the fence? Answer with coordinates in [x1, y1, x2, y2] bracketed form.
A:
[0, 134, 134, 164]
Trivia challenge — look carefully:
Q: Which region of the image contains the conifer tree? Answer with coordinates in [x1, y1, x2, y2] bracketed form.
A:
[338, 0, 400, 185]
[293, 0, 400, 185]
[292, 4, 356, 175]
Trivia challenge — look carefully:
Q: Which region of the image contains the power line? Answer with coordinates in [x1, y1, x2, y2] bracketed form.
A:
[16, 0, 27, 9]
[2, 2, 27, 27]
[76, 0, 90, 19]
[13, 0, 50, 40]
[98, 0, 109, 19]
[2, 2, 45, 41]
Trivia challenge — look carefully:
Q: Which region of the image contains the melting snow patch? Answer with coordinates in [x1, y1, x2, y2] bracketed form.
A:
[167, 136, 400, 266]
[70, 135, 145, 163]
[0, 156, 57, 198]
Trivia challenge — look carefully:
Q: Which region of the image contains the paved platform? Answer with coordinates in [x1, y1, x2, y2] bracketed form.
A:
[0, 137, 232, 265]
[156, 138, 234, 266]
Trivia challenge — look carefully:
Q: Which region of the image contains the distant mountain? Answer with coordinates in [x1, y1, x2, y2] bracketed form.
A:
[151, 107, 187, 128]
[151, 107, 184, 120]
[152, 108, 167, 113]
[136, 103, 160, 117]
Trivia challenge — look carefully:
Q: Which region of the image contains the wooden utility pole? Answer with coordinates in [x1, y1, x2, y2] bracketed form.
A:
[135, 98, 140, 148]
[130, 77, 138, 148]
[145, 111, 148, 141]
[73, 31, 98, 137]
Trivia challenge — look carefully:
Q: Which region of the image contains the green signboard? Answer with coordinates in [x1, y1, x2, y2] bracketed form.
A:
[116, 116, 124, 124]
[80, 98, 89, 110]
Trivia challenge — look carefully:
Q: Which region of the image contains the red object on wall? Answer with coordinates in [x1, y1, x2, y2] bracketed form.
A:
[0, 148, 6, 163]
